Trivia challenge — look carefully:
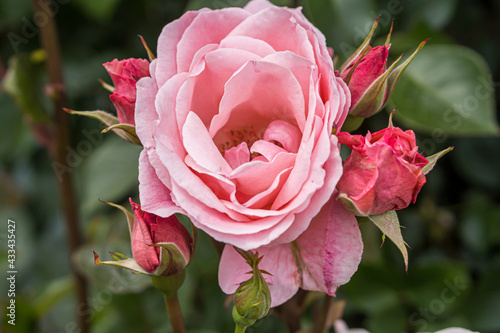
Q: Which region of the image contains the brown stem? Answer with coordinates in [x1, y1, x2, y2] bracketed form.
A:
[164, 293, 186, 333]
[274, 289, 308, 332]
[31, 1, 89, 332]
[313, 295, 334, 333]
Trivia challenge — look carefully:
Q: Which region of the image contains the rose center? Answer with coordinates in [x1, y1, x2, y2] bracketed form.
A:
[217, 125, 265, 155]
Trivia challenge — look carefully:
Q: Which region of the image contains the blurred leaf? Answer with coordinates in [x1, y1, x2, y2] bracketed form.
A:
[304, 0, 377, 61]
[0, 91, 26, 161]
[73, 0, 121, 22]
[459, 191, 500, 254]
[33, 276, 74, 316]
[2, 51, 49, 122]
[0, 0, 32, 27]
[389, 45, 499, 135]
[451, 137, 500, 191]
[466, 264, 500, 331]
[367, 302, 407, 333]
[405, 0, 459, 29]
[80, 136, 142, 214]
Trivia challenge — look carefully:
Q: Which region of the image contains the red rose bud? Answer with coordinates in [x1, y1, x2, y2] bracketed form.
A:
[339, 19, 427, 118]
[130, 199, 193, 276]
[341, 45, 389, 111]
[103, 58, 150, 125]
[336, 127, 429, 216]
[94, 200, 194, 277]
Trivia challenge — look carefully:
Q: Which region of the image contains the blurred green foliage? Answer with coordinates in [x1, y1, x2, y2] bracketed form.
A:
[1, 0, 499, 332]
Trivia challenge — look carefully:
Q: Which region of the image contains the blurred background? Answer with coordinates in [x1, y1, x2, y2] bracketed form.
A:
[1, 0, 499, 332]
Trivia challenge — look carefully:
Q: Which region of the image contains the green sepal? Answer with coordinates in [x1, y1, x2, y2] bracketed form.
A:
[383, 39, 428, 109]
[93, 251, 150, 275]
[99, 199, 134, 235]
[339, 17, 380, 74]
[422, 147, 453, 175]
[349, 54, 402, 118]
[102, 123, 141, 145]
[367, 211, 409, 270]
[138, 35, 156, 62]
[153, 243, 189, 277]
[65, 108, 140, 144]
[338, 193, 368, 217]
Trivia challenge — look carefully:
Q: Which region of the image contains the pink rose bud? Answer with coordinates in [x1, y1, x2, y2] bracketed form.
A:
[103, 58, 150, 125]
[336, 127, 429, 216]
[339, 19, 427, 118]
[130, 199, 193, 275]
[340, 45, 389, 113]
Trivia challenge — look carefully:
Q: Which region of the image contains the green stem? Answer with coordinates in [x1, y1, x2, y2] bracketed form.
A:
[234, 324, 247, 333]
[164, 292, 186, 333]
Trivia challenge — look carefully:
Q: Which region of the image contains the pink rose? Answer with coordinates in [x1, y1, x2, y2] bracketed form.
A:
[130, 199, 193, 275]
[103, 58, 150, 125]
[336, 126, 429, 216]
[135, 0, 352, 251]
[340, 45, 389, 112]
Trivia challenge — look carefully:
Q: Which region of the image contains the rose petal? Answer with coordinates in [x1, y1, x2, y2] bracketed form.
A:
[228, 7, 314, 62]
[298, 197, 363, 294]
[139, 150, 181, 217]
[176, 8, 251, 73]
[219, 35, 276, 57]
[182, 111, 232, 175]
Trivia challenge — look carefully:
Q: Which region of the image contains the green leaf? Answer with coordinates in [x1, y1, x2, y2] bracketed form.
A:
[32, 276, 74, 316]
[368, 210, 408, 270]
[2, 52, 49, 122]
[80, 136, 142, 214]
[389, 45, 499, 135]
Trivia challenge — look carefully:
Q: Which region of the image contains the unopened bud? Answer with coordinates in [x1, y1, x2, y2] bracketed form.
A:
[232, 249, 271, 328]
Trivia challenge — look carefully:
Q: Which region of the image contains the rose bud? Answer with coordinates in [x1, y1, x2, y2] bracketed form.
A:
[232, 250, 271, 329]
[336, 126, 429, 216]
[339, 18, 427, 119]
[129, 199, 193, 275]
[340, 45, 389, 116]
[103, 58, 150, 126]
[94, 199, 195, 277]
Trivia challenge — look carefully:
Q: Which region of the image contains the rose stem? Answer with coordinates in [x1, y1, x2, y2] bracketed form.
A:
[31, 1, 89, 332]
[313, 294, 335, 333]
[164, 292, 186, 333]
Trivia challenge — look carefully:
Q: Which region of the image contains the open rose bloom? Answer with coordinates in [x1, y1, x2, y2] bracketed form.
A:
[135, 0, 363, 306]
